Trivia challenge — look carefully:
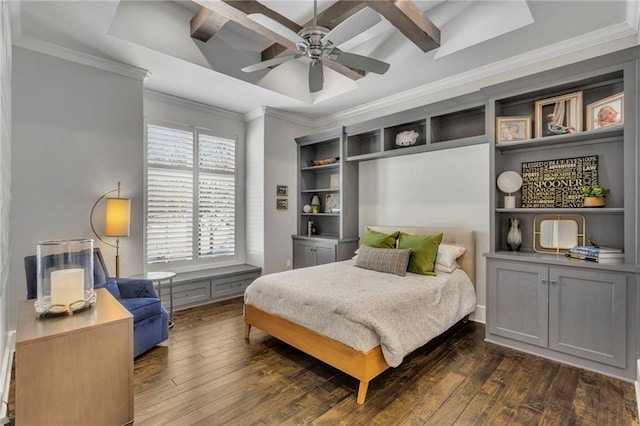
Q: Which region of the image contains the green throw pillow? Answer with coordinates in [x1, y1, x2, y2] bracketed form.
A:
[363, 228, 399, 248]
[398, 232, 443, 275]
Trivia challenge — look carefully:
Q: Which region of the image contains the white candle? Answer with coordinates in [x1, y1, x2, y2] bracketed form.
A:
[51, 268, 84, 305]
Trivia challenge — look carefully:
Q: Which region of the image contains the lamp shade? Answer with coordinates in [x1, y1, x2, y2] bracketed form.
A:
[105, 198, 131, 237]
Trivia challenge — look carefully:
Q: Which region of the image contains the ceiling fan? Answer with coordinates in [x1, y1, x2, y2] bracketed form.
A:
[241, 0, 391, 93]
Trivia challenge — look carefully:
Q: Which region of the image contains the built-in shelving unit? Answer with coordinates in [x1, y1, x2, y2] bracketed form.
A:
[484, 48, 639, 381]
[294, 128, 359, 268]
[345, 93, 488, 162]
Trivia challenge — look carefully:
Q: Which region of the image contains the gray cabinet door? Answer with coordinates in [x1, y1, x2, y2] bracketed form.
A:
[548, 267, 627, 368]
[293, 240, 316, 269]
[314, 242, 336, 266]
[487, 260, 549, 347]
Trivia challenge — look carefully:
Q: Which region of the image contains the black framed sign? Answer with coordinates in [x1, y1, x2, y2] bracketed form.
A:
[521, 155, 598, 208]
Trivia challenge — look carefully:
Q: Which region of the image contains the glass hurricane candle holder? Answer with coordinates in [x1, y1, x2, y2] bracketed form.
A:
[35, 239, 96, 316]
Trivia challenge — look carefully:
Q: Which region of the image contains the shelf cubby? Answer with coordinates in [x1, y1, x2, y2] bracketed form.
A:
[383, 119, 426, 151]
[430, 105, 485, 143]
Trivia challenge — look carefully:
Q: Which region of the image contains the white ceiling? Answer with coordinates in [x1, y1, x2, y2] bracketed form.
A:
[11, 1, 640, 121]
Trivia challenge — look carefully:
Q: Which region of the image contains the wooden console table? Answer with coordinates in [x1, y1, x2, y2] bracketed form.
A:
[16, 288, 134, 426]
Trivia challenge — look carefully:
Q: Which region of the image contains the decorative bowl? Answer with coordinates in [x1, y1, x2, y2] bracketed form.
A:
[395, 130, 419, 146]
[311, 157, 339, 166]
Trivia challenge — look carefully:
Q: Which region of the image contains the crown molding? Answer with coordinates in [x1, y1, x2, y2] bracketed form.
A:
[244, 106, 315, 127]
[13, 36, 150, 81]
[244, 107, 266, 122]
[314, 21, 637, 129]
[264, 107, 315, 127]
[144, 89, 244, 121]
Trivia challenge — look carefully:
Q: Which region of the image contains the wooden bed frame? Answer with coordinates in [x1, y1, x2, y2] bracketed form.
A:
[244, 226, 476, 404]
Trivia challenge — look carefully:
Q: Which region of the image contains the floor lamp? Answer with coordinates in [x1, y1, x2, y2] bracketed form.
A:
[90, 182, 131, 277]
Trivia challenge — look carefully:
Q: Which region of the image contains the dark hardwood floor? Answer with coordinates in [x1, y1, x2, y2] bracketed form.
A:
[9, 297, 639, 425]
[127, 298, 638, 425]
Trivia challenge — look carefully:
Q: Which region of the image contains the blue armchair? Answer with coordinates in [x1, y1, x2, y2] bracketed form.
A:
[25, 248, 169, 357]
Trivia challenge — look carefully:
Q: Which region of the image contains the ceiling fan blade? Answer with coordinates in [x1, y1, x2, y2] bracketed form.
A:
[322, 7, 381, 46]
[330, 51, 390, 75]
[241, 53, 301, 73]
[309, 59, 324, 93]
[247, 13, 304, 44]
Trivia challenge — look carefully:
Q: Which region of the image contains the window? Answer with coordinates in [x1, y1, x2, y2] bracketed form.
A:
[145, 121, 237, 267]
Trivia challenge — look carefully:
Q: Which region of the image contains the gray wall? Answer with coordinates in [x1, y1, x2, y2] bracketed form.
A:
[245, 110, 311, 274]
[0, 0, 10, 405]
[245, 114, 265, 269]
[10, 47, 145, 328]
[263, 112, 311, 273]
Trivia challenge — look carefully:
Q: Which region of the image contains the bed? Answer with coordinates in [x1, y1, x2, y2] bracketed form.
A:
[243, 226, 476, 404]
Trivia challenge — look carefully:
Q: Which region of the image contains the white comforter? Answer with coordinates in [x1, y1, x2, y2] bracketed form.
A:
[244, 260, 476, 367]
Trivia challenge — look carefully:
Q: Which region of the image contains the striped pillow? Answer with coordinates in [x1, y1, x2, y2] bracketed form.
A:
[355, 245, 411, 276]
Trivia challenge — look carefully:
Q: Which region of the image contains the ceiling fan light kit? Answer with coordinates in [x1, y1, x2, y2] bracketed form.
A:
[242, 0, 390, 93]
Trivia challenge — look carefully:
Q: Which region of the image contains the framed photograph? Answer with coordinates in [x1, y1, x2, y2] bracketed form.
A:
[534, 91, 583, 138]
[586, 92, 624, 131]
[276, 185, 288, 196]
[324, 193, 340, 213]
[276, 199, 288, 210]
[496, 116, 531, 144]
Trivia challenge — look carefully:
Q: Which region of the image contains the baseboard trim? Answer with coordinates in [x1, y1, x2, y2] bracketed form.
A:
[0, 331, 15, 424]
[471, 304, 486, 324]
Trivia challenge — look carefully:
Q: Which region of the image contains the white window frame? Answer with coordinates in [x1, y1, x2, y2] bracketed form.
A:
[143, 117, 243, 272]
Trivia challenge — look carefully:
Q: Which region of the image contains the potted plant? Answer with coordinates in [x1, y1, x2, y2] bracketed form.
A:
[581, 184, 609, 207]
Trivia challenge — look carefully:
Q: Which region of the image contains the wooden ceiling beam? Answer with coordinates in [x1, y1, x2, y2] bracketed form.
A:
[192, 0, 301, 52]
[190, 7, 229, 42]
[193, 0, 364, 80]
[364, 0, 440, 52]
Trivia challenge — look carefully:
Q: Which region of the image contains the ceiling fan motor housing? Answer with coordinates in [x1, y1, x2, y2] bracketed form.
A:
[298, 26, 334, 59]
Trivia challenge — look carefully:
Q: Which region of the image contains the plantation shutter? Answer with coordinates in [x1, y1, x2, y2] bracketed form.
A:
[146, 124, 194, 263]
[198, 131, 236, 258]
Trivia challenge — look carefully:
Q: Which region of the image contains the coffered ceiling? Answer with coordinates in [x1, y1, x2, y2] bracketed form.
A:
[11, 1, 640, 122]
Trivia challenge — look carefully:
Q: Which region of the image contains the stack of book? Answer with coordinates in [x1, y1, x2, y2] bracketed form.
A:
[565, 245, 624, 263]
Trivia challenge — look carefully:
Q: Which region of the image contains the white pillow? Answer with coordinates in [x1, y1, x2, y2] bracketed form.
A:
[436, 244, 466, 271]
[436, 262, 460, 273]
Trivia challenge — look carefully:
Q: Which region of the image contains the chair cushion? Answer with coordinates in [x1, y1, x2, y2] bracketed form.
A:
[95, 279, 121, 299]
[93, 251, 109, 286]
[119, 298, 164, 323]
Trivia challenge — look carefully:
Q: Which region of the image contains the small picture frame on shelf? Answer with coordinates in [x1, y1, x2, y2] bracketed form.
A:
[496, 116, 531, 144]
[324, 193, 340, 213]
[329, 173, 340, 189]
[586, 93, 624, 131]
[276, 185, 288, 196]
[534, 91, 583, 138]
[276, 199, 288, 210]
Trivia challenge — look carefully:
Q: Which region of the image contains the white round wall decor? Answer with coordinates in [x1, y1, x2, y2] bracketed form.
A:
[497, 171, 523, 208]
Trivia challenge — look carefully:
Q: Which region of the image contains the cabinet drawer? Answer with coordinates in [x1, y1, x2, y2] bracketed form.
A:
[170, 280, 211, 308]
[213, 275, 257, 299]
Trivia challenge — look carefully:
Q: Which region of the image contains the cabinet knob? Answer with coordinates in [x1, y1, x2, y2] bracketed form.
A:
[541, 279, 548, 284]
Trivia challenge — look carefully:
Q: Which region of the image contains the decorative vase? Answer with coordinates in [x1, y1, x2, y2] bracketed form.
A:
[310, 195, 320, 214]
[583, 197, 606, 207]
[506, 217, 522, 252]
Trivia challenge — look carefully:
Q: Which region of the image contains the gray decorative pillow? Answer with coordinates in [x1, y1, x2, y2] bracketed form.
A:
[355, 245, 412, 276]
